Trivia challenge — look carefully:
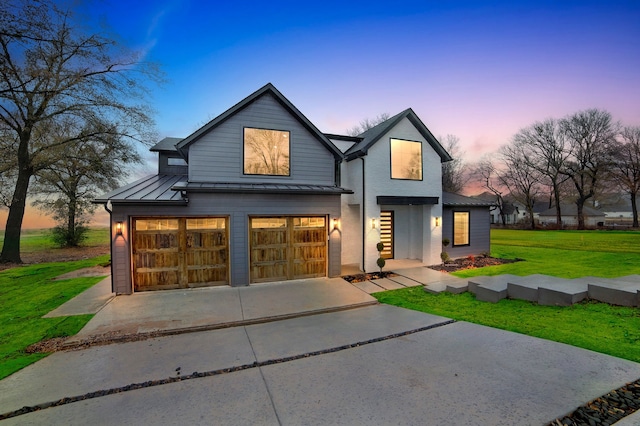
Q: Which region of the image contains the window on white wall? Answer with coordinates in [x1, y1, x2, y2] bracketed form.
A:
[390, 138, 422, 180]
[453, 212, 470, 246]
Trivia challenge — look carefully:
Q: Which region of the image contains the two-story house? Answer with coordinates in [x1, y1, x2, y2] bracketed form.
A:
[95, 83, 455, 294]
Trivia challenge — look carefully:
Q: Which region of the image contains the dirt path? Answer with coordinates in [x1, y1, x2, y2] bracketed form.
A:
[0, 244, 110, 272]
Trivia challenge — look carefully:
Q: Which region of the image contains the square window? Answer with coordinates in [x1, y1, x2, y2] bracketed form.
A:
[453, 212, 470, 246]
[244, 128, 290, 176]
[390, 139, 422, 180]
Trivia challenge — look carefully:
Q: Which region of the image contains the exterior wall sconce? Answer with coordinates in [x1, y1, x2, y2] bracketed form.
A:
[116, 221, 123, 235]
[435, 216, 440, 227]
[332, 218, 339, 230]
[371, 218, 377, 229]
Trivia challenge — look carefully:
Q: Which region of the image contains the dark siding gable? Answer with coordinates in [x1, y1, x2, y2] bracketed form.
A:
[188, 92, 337, 185]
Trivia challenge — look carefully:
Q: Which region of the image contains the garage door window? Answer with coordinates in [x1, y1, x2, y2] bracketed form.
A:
[132, 217, 229, 291]
[250, 216, 326, 283]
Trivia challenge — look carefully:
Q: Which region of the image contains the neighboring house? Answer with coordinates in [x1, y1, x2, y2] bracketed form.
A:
[441, 192, 493, 258]
[538, 204, 605, 227]
[96, 83, 465, 294]
[597, 194, 638, 226]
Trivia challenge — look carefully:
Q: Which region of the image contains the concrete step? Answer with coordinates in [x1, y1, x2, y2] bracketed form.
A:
[506, 274, 555, 302]
[537, 278, 589, 306]
[586, 276, 640, 307]
[466, 275, 521, 303]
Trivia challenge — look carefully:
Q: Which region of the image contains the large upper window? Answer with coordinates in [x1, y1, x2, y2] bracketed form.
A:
[390, 138, 422, 180]
[453, 212, 470, 246]
[244, 128, 290, 176]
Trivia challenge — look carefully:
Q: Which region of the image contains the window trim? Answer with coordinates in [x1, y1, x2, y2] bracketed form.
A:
[242, 126, 291, 177]
[389, 138, 423, 181]
[452, 210, 471, 247]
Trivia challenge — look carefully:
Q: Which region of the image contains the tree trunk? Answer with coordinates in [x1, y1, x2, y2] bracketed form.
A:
[67, 197, 76, 246]
[576, 200, 585, 230]
[553, 182, 563, 229]
[631, 192, 639, 228]
[0, 169, 31, 263]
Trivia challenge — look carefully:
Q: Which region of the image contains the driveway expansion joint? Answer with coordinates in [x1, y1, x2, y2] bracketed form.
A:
[59, 301, 380, 352]
[0, 318, 456, 421]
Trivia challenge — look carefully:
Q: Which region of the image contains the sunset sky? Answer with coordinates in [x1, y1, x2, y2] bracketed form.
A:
[5, 0, 640, 228]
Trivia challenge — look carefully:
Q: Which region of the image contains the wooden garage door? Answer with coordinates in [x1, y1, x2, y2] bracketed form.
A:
[132, 217, 228, 291]
[250, 216, 326, 283]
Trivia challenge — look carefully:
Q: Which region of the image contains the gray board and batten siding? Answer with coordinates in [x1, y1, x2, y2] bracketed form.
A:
[187, 93, 337, 186]
[442, 192, 492, 259]
[109, 190, 343, 294]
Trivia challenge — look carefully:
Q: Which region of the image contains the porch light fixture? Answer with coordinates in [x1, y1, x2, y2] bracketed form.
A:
[116, 221, 123, 235]
[435, 216, 440, 227]
[371, 218, 377, 229]
[332, 218, 339, 230]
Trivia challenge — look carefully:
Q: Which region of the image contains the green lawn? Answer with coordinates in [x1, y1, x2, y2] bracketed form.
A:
[375, 228, 640, 363]
[0, 227, 109, 252]
[374, 288, 640, 363]
[0, 256, 109, 380]
[454, 229, 640, 278]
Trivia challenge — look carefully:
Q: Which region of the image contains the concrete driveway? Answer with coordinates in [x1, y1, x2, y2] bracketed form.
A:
[2, 283, 640, 425]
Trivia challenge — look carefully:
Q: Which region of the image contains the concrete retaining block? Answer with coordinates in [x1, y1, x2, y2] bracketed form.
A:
[467, 275, 519, 295]
[507, 274, 551, 302]
[537, 278, 589, 306]
[588, 280, 640, 307]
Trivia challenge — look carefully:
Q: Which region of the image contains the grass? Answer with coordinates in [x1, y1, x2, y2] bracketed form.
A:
[375, 228, 640, 363]
[374, 288, 640, 363]
[453, 229, 640, 278]
[0, 227, 109, 253]
[0, 255, 109, 380]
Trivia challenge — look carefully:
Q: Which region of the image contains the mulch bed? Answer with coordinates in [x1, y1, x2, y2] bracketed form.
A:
[342, 271, 397, 283]
[428, 254, 522, 273]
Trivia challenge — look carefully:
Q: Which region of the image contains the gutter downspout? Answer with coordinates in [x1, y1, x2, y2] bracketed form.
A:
[103, 201, 115, 293]
[360, 157, 366, 273]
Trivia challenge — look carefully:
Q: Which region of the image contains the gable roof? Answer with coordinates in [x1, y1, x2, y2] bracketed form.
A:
[175, 83, 343, 160]
[344, 108, 453, 163]
[150, 137, 183, 153]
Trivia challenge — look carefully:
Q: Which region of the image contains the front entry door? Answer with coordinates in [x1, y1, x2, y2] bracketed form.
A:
[380, 211, 394, 259]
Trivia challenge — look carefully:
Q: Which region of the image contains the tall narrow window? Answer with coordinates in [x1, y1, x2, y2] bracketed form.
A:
[390, 138, 422, 180]
[244, 128, 290, 176]
[453, 212, 470, 246]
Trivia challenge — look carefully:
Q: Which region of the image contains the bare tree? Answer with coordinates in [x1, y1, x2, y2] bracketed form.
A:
[610, 126, 640, 227]
[440, 134, 466, 193]
[0, 0, 161, 262]
[513, 119, 570, 227]
[560, 109, 618, 229]
[346, 113, 390, 136]
[473, 157, 508, 225]
[498, 141, 543, 229]
[31, 118, 141, 246]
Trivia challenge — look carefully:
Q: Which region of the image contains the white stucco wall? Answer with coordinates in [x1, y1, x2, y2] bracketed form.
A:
[347, 117, 443, 271]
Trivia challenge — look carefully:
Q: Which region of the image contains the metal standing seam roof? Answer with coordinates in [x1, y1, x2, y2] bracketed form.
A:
[93, 174, 188, 204]
[442, 192, 495, 207]
[171, 181, 353, 195]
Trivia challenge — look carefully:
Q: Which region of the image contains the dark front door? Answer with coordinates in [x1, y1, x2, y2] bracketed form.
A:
[380, 211, 394, 259]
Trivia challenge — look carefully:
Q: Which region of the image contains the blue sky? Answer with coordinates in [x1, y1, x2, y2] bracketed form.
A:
[12, 0, 640, 228]
[81, 0, 639, 160]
